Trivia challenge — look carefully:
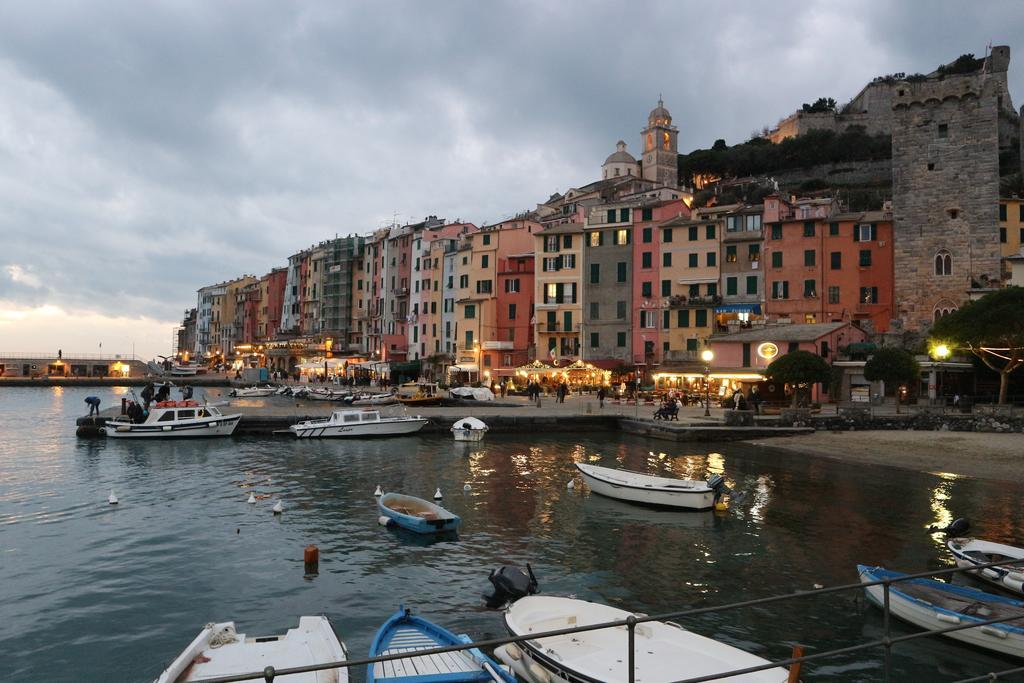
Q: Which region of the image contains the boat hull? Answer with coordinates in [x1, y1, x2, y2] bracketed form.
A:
[453, 429, 486, 442]
[103, 415, 241, 438]
[378, 493, 460, 534]
[858, 565, 1024, 659]
[575, 463, 715, 510]
[948, 538, 1024, 595]
[290, 418, 428, 438]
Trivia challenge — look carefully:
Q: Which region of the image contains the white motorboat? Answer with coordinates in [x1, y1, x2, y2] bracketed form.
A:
[305, 388, 351, 402]
[494, 596, 789, 683]
[350, 392, 397, 406]
[452, 417, 488, 442]
[102, 402, 241, 438]
[230, 385, 277, 398]
[289, 410, 428, 438]
[574, 462, 725, 511]
[171, 364, 200, 376]
[948, 538, 1024, 595]
[859, 565, 1024, 658]
[154, 615, 347, 683]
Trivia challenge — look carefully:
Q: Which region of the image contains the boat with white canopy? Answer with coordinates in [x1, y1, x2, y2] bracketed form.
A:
[452, 417, 488, 442]
[289, 410, 428, 438]
[102, 402, 241, 439]
[574, 462, 725, 510]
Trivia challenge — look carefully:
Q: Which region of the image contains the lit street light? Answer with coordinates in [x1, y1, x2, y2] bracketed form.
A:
[701, 349, 715, 417]
[932, 343, 951, 408]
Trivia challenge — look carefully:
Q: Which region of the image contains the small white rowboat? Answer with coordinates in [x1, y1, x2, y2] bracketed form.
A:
[574, 462, 723, 510]
[948, 538, 1024, 595]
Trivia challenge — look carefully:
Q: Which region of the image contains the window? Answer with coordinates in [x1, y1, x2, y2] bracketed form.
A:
[619, 208, 630, 223]
[589, 231, 603, 247]
[642, 252, 652, 268]
[695, 309, 707, 327]
[726, 216, 739, 232]
[616, 332, 626, 347]
[1000, 228, 1007, 243]
[614, 229, 630, 245]
[829, 222, 839, 236]
[860, 287, 879, 304]
[804, 250, 815, 267]
[771, 281, 789, 300]
[639, 310, 656, 328]
[590, 302, 600, 320]
[563, 311, 572, 331]
[1020, 227, 1024, 243]
[663, 252, 672, 267]
[464, 304, 476, 319]
[606, 209, 616, 223]
[563, 235, 572, 248]
[745, 215, 762, 231]
[938, 123, 948, 139]
[748, 244, 760, 261]
[688, 226, 698, 241]
[590, 263, 600, 284]
[859, 249, 872, 267]
[745, 275, 758, 295]
[688, 253, 698, 268]
[663, 228, 673, 242]
[677, 309, 690, 327]
[545, 235, 559, 252]
[465, 330, 474, 348]
[476, 280, 492, 294]
[459, 274, 469, 288]
[686, 338, 698, 351]
[661, 279, 671, 296]
[771, 252, 782, 268]
[617, 262, 627, 282]
[771, 224, 782, 240]
[482, 234, 491, 245]
[804, 279, 817, 297]
[562, 254, 576, 269]
[508, 303, 517, 320]
[934, 250, 952, 276]
[828, 286, 840, 304]
[726, 277, 737, 295]
[663, 311, 670, 331]
[688, 284, 699, 298]
[481, 255, 489, 268]
[641, 281, 652, 297]
[705, 252, 715, 267]
[642, 227, 652, 243]
[803, 222, 815, 237]
[1000, 204, 1008, 221]
[855, 223, 876, 242]
[706, 224, 716, 239]
[830, 252, 841, 270]
[726, 245, 737, 262]
[543, 257, 560, 272]
[642, 207, 653, 221]
[504, 278, 520, 293]
[590, 332, 600, 348]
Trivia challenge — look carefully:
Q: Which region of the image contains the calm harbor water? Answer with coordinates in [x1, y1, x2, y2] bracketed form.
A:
[1, 387, 1022, 682]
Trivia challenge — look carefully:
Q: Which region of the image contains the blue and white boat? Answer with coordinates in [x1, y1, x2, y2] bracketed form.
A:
[858, 565, 1024, 658]
[368, 607, 513, 683]
[377, 493, 460, 534]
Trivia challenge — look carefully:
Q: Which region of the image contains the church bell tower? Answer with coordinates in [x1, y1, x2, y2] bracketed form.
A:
[640, 97, 678, 187]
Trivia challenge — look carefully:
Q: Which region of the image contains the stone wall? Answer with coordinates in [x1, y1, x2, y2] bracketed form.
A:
[892, 62, 1005, 330]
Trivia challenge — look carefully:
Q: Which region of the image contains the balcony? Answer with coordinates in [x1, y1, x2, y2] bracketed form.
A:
[667, 294, 722, 308]
[394, 287, 409, 297]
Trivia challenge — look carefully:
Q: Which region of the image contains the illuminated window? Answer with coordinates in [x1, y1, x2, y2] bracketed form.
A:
[615, 229, 630, 245]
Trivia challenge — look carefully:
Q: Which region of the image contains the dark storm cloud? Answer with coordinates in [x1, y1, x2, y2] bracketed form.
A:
[0, 0, 1021, 325]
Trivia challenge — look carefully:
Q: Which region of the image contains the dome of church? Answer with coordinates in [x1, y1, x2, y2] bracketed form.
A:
[603, 140, 636, 165]
[648, 98, 672, 126]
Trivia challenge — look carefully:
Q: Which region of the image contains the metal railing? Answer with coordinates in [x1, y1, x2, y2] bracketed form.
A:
[0, 352, 141, 361]
[180, 556, 1024, 683]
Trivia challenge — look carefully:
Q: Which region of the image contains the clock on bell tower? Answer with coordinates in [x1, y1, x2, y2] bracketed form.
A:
[640, 97, 678, 188]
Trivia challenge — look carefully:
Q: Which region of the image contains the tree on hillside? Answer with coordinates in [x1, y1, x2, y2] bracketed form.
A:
[765, 351, 832, 408]
[801, 97, 837, 113]
[863, 347, 921, 413]
[931, 287, 1024, 404]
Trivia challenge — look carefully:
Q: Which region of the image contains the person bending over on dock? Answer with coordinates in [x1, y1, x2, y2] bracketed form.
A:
[84, 396, 101, 416]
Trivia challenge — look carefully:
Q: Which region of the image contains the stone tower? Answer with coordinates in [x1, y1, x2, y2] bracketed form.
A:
[640, 98, 678, 187]
[891, 47, 1008, 331]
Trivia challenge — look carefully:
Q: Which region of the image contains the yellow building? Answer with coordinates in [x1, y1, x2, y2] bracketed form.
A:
[999, 197, 1024, 272]
[658, 212, 721, 359]
[534, 222, 583, 361]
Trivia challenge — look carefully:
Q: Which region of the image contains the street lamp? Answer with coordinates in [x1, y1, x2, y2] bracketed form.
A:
[933, 343, 950, 408]
[701, 349, 715, 417]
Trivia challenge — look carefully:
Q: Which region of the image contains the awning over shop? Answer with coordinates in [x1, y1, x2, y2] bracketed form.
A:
[715, 304, 763, 314]
[447, 363, 479, 373]
[585, 358, 632, 370]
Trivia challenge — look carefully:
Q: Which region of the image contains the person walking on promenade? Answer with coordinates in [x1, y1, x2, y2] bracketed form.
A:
[84, 396, 101, 416]
[597, 386, 606, 408]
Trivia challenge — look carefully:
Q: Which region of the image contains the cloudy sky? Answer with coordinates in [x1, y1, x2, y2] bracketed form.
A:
[1, 1, 1021, 358]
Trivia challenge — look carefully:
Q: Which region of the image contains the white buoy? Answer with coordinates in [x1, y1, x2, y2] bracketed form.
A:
[463, 483, 472, 492]
[108, 490, 119, 505]
[433, 487, 443, 500]
[378, 515, 393, 527]
[272, 500, 283, 515]
[567, 479, 575, 490]
[247, 492, 256, 504]
[374, 485, 384, 497]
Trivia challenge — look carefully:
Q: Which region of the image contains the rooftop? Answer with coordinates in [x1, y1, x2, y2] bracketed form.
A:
[710, 322, 850, 343]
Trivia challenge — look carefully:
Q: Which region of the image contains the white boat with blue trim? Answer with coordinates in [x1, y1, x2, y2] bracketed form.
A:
[289, 410, 428, 438]
[102, 402, 241, 439]
[574, 462, 726, 510]
[947, 538, 1024, 596]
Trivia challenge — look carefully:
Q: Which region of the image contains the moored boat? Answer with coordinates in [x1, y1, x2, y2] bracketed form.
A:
[947, 538, 1024, 595]
[397, 382, 443, 407]
[377, 493, 460, 534]
[452, 417, 488, 442]
[574, 462, 726, 510]
[367, 606, 513, 683]
[229, 385, 277, 398]
[154, 615, 347, 683]
[494, 595, 789, 683]
[858, 564, 1024, 658]
[289, 410, 428, 438]
[102, 402, 241, 439]
[350, 392, 398, 406]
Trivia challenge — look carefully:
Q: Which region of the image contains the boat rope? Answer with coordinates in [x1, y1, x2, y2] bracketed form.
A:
[205, 623, 238, 648]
